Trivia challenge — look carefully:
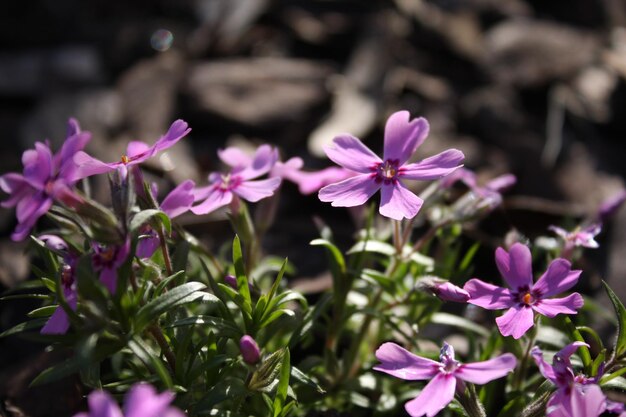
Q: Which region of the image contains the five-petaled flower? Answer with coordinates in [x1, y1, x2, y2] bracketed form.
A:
[0, 119, 90, 241]
[374, 342, 516, 417]
[318, 111, 464, 220]
[74, 383, 184, 417]
[532, 342, 607, 417]
[549, 224, 601, 251]
[72, 119, 191, 180]
[191, 145, 281, 215]
[464, 243, 584, 339]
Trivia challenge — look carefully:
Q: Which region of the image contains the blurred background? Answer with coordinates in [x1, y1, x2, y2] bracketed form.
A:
[1, 1, 626, 415]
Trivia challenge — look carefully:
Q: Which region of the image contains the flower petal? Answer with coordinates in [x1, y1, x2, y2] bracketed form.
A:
[23, 143, 53, 188]
[495, 244, 533, 290]
[127, 141, 152, 159]
[160, 180, 195, 218]
[373, 342, 440, 380]
[235, 177, 281, 203]
[136, 233, 160, 259]
[319, 174, 380, 207]
[401, 149, 465, 181]
[191, 188, 233, 215]
[404, 374, 456, 417]
[124, 384, 175, 417]
[532, 293, 584, 318]
[495, 305, 535, 339]
[456, 353, 517, 384]
[464, 279, 515, 310]
[73, 151, 118, 180]
[379, 181, 423, 220]
[238, 145, 279, 181]
[533, 259, 581, 297]
[550, 384, 606, 417]
[531, 346, 557, 383]
[485, 174, 516, 192]
[383, 111, 429, 165]
[99, 267, 118, 294]
[323, 134, 381, 174]
[87, 390, 123, 417]
[153, 119, 191, 153]
[218, 147, 253, 170]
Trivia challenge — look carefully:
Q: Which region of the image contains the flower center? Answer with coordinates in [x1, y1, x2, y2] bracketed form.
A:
[99, 247, 116, 263]
[374, 159, 401, 184]
[218, 174, 242, 191]
[522, 292, 534, 305]
[121, 155, 130, 164]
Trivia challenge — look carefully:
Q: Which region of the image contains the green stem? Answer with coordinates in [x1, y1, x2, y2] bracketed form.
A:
[458, 383, 486, 417]
[149, 324, 176, 373]
[157, 226, 173, 277]
[514, 317, 539, 390]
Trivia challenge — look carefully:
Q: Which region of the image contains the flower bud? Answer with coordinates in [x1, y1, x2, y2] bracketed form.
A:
[240, 335, 261, 364]
[224, 274, 237, 289]
[433, 281, 470, 303]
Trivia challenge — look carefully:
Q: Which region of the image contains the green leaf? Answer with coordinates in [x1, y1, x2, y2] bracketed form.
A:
[30, 356, 85, 386]
[602, 281, 626, 358]
[232, 235, 252, 316]
[310, 239, 345, 274]
[291, 366, 325, 394]
[249, 348, 285, 392]
[128, 338, 173, 388]
[135, 281, 206, 331]
[27, 306, 58, 318]
[0, 319, 47, 338]
[130, 209, 171, 235]
[273, 348, 290, 417]
[602, 376, 626, 391]
[430, 312, 490, 337]
[562, 316, 592, 372]
[168, 316, 242, 339]
[347, 240, 395, 256]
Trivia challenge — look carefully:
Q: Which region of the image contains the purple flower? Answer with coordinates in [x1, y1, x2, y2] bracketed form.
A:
[464, 243, 584, 339]
[0, 119, 91, 241]
[240, 335, 261, 364]
[92, 239, 131, 294]
[73, 383, 184, 417]
[136, 180, 195, 259]
[191, 145, 281, 215]
[72, 120, 191, 180]
[374, 342, 516, 417]
[532, 342, 606, 417]
[39, 235, 79, 335]
[318, 111, 464, 220]
[549, 224, 601, 250]
[598, 189, 626, 223]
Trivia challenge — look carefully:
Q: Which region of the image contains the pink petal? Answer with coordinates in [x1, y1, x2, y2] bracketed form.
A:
[160, 180, 195, 218]
[234, 177, 281, 203]
[0, 173, 32, 208]
[319, 174, 380, 207]
[556, 342, 589, 361]
[237, 145, 279, 181]
[401, 149, 465, 181]
[23, 143, 53, 188]
[439, 167, 477, 189]
[533, 259, 581, 298]
[379, 181, 423, 220]
[87, 390, 123, 417]
[323, 134, 381, 174]
[191, 188, 233, 215]
[531, 346, 557, 383]
[495, 305, 535, 339]
[124, 384, 175, 417]
[99, 267, 118, 294]
[127, 141, 152, 159]
[404, 373, 456, 417]
[456, 353, 517, 384]
[495, 244, 534, 291]
[485, 174, 516, 192]
[41, 307, 70, 335]
[464, 279, 515, 310]
[12, 195, 53, 241]
[532, 293, 584, 318]
[549, 225, 569, 239]
[153, 119, 191, 153]
[549, 384, 606, 417]
[136, 234, 160, 259]
[73, 151, 118, 180]
[383, 111, 430, 165]
[218, 147, 253, 169]
[373, 342, 440, 380]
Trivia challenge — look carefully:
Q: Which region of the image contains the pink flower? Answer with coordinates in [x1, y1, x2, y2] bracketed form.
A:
[191, 145, 281, 215]
[72, 120, 191, 180]
[532, 342, 606, 417]
[318, 111, 464, 220]
[92, 239, 131, 294]
[464, 243, 584, 339]
[39, 235, 79, 335]
[73, 383, 184, 417]
[374, 342, 516, 417]
[549, 224, 601, 250]
[0, 118, 91, 241]
[598, 189, 626, 223]
[136, 180, 195, 259]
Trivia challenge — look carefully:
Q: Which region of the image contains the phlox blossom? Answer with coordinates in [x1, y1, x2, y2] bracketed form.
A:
[318, 111, 464, 220]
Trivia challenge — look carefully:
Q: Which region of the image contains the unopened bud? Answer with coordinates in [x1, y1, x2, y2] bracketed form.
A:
[433, 281, 470, 303]
[240, 335, 261, 364]
[224, 274, 237, 289]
